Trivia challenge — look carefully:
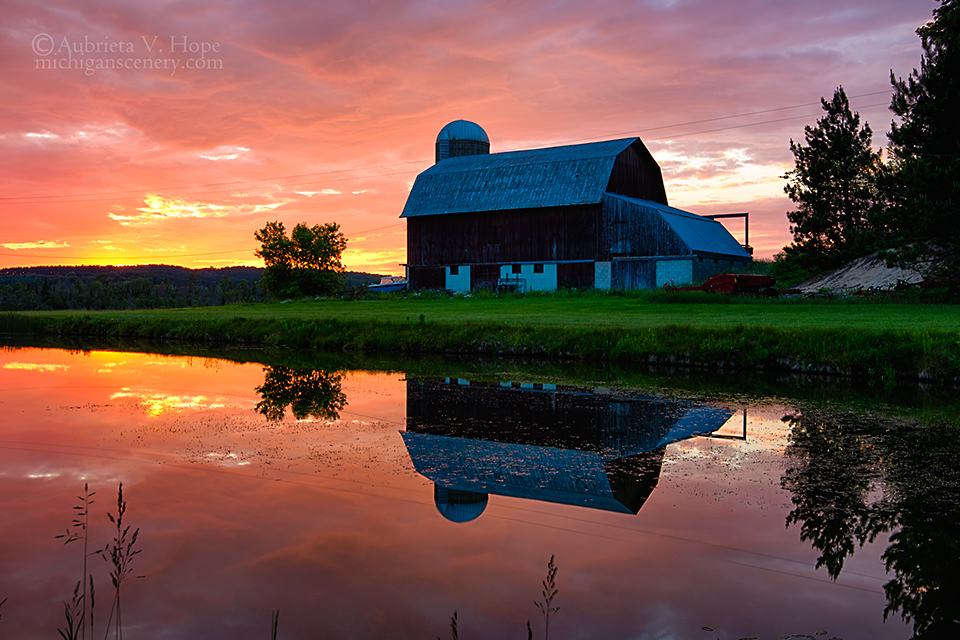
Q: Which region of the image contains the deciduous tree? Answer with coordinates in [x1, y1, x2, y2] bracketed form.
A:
[254, 221, 347, 297]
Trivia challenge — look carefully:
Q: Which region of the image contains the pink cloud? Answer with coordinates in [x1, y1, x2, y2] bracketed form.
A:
[0, 0, 940, 270]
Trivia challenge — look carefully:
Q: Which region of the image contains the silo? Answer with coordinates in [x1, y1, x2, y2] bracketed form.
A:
[435, 120, 490, 163]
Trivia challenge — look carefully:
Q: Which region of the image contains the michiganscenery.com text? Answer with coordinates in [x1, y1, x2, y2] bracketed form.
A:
[31, 34, 224, 76]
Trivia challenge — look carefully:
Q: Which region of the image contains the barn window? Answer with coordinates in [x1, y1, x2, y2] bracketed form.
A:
[534, 264, 544, 274]
[512, 264, 522, 274]
[449, 265, 459, 276]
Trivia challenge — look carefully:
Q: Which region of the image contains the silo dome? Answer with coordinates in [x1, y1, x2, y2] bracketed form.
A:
[434, 484, 488, 523]
[435, 120, 490, 163]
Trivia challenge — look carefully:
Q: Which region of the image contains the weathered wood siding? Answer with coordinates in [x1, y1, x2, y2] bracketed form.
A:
[470, 264, 500, 291]
[600, 196, 690, 259]
[557, 262, 595, 289]
[611, 260, 656, 289]
[409, 266, 445, 290]
[607, 142, 669, 205]
[406, 203, 600, 269]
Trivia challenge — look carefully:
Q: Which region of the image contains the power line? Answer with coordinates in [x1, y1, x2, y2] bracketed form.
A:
[647, 102, 888, 141]
[0, 169, 419, 206]
[0, 161, 424, 202]
[546, 90, 892, 146]
[0, 223, 405, 260]
[0, 91, 893, 206]
[0, 248, 254, 260]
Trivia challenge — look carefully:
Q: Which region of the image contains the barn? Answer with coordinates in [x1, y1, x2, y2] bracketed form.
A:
[400, 120, 751, 292]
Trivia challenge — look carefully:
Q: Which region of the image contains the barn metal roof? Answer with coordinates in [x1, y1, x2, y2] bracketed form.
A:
[401, 432, 635, 514]
[400, 401, 731, 514]
[401, 138, 637, 218]
[604, 193, 752, 260]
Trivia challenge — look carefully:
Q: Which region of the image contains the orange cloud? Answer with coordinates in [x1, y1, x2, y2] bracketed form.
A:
[0, 0, 939, 269]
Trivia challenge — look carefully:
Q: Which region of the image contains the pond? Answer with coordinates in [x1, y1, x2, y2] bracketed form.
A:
[0, 345, 957, 639]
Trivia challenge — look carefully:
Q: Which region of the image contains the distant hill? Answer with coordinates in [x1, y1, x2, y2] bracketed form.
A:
[0, 265, 386, 311]
[0, 264, 261, 284]
[0, 265, 385, 287]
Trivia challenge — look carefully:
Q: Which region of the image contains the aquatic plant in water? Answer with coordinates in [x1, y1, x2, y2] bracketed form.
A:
[57, 484, 142, 640]
[534, 555, 559, 640]
[100, 483, 141, 640]
[55, 483, 97, 640]
[436, 557, 560, 639]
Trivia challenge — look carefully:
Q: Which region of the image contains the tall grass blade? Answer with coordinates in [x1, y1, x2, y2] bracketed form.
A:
[56, 484, 96, 640]
[99, 483, 141, 640]
[534, 555, 559, 640]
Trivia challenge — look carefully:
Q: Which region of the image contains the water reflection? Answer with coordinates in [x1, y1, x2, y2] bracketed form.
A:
[403, 377, 734, 519]
[1, 346, 929, 639]
[254, 365, 347, 421]
[782, 411, 960, 639]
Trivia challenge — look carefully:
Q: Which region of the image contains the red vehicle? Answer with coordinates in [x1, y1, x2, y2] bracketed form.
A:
[667, 273, 776, 295]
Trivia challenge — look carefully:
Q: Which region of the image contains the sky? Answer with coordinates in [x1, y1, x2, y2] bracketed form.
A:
[0, 0, 941, 275]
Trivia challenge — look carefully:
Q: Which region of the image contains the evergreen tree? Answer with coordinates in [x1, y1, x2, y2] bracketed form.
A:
[882, 0, 960, 279]
[779, 86, 881, 279]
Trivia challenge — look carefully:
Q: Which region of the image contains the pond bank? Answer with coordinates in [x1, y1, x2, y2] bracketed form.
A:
[2, 309, 958, 386]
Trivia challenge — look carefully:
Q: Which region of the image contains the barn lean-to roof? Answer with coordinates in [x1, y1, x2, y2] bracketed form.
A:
[603, 193, 752, 260]
[401, 138, 638, 218]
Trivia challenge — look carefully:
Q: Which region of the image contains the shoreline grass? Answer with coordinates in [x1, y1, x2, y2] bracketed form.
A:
[1, 294, 958, 384]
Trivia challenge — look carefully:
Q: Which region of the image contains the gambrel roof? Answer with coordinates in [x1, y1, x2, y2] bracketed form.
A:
[401, 138, 639, 218]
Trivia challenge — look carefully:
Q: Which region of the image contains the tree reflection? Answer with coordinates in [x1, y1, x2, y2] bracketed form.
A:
[254, 365, 346, 421]
[781, 413, 887, 579]
[878, 426, 960, 639]
[781, 412, 960, 639]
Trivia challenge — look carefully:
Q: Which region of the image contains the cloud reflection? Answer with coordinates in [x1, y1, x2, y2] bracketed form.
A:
[110, 389, 222, 416]
[4, 362, 70, 372]
[0, 347, 915, 639]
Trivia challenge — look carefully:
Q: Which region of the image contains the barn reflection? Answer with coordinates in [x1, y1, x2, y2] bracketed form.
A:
[402, 377, 735, 521]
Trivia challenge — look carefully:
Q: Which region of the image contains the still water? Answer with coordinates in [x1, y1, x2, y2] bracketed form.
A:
[0, 346, 957, 639]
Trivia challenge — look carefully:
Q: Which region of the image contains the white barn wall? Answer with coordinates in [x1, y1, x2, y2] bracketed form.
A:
[498, 263, 557, 291]
[595, 261, 612, 290]
[655, 259, 694, 288]
[446, 265, 471, 292]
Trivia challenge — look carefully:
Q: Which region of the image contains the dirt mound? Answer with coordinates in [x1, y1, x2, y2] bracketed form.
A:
[796, 253, 924, 294]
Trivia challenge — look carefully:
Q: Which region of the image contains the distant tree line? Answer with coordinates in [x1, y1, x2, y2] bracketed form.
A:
[0, 265, 266, 311]
[0, 265, 383, 311]
[778, 0, 959, 285]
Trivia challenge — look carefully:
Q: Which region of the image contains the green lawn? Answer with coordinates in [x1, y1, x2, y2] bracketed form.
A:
[6, 294, 960, 382]
[21, 295, 960, 333]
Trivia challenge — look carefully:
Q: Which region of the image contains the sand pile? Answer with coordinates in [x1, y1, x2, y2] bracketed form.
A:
[796, 253, 925, 294]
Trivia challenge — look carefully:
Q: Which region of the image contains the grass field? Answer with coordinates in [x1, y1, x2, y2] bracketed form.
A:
[3, 291, 959, 383]
[13, 293, 960, 332]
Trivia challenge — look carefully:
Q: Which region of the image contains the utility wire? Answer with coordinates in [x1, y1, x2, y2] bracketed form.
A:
[0, 223, 406, 260]
[512, 91, 892, 147]
[0, 162, 423, 202]
[0, 90, 893, 206]
[0, 170, 418, 205]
